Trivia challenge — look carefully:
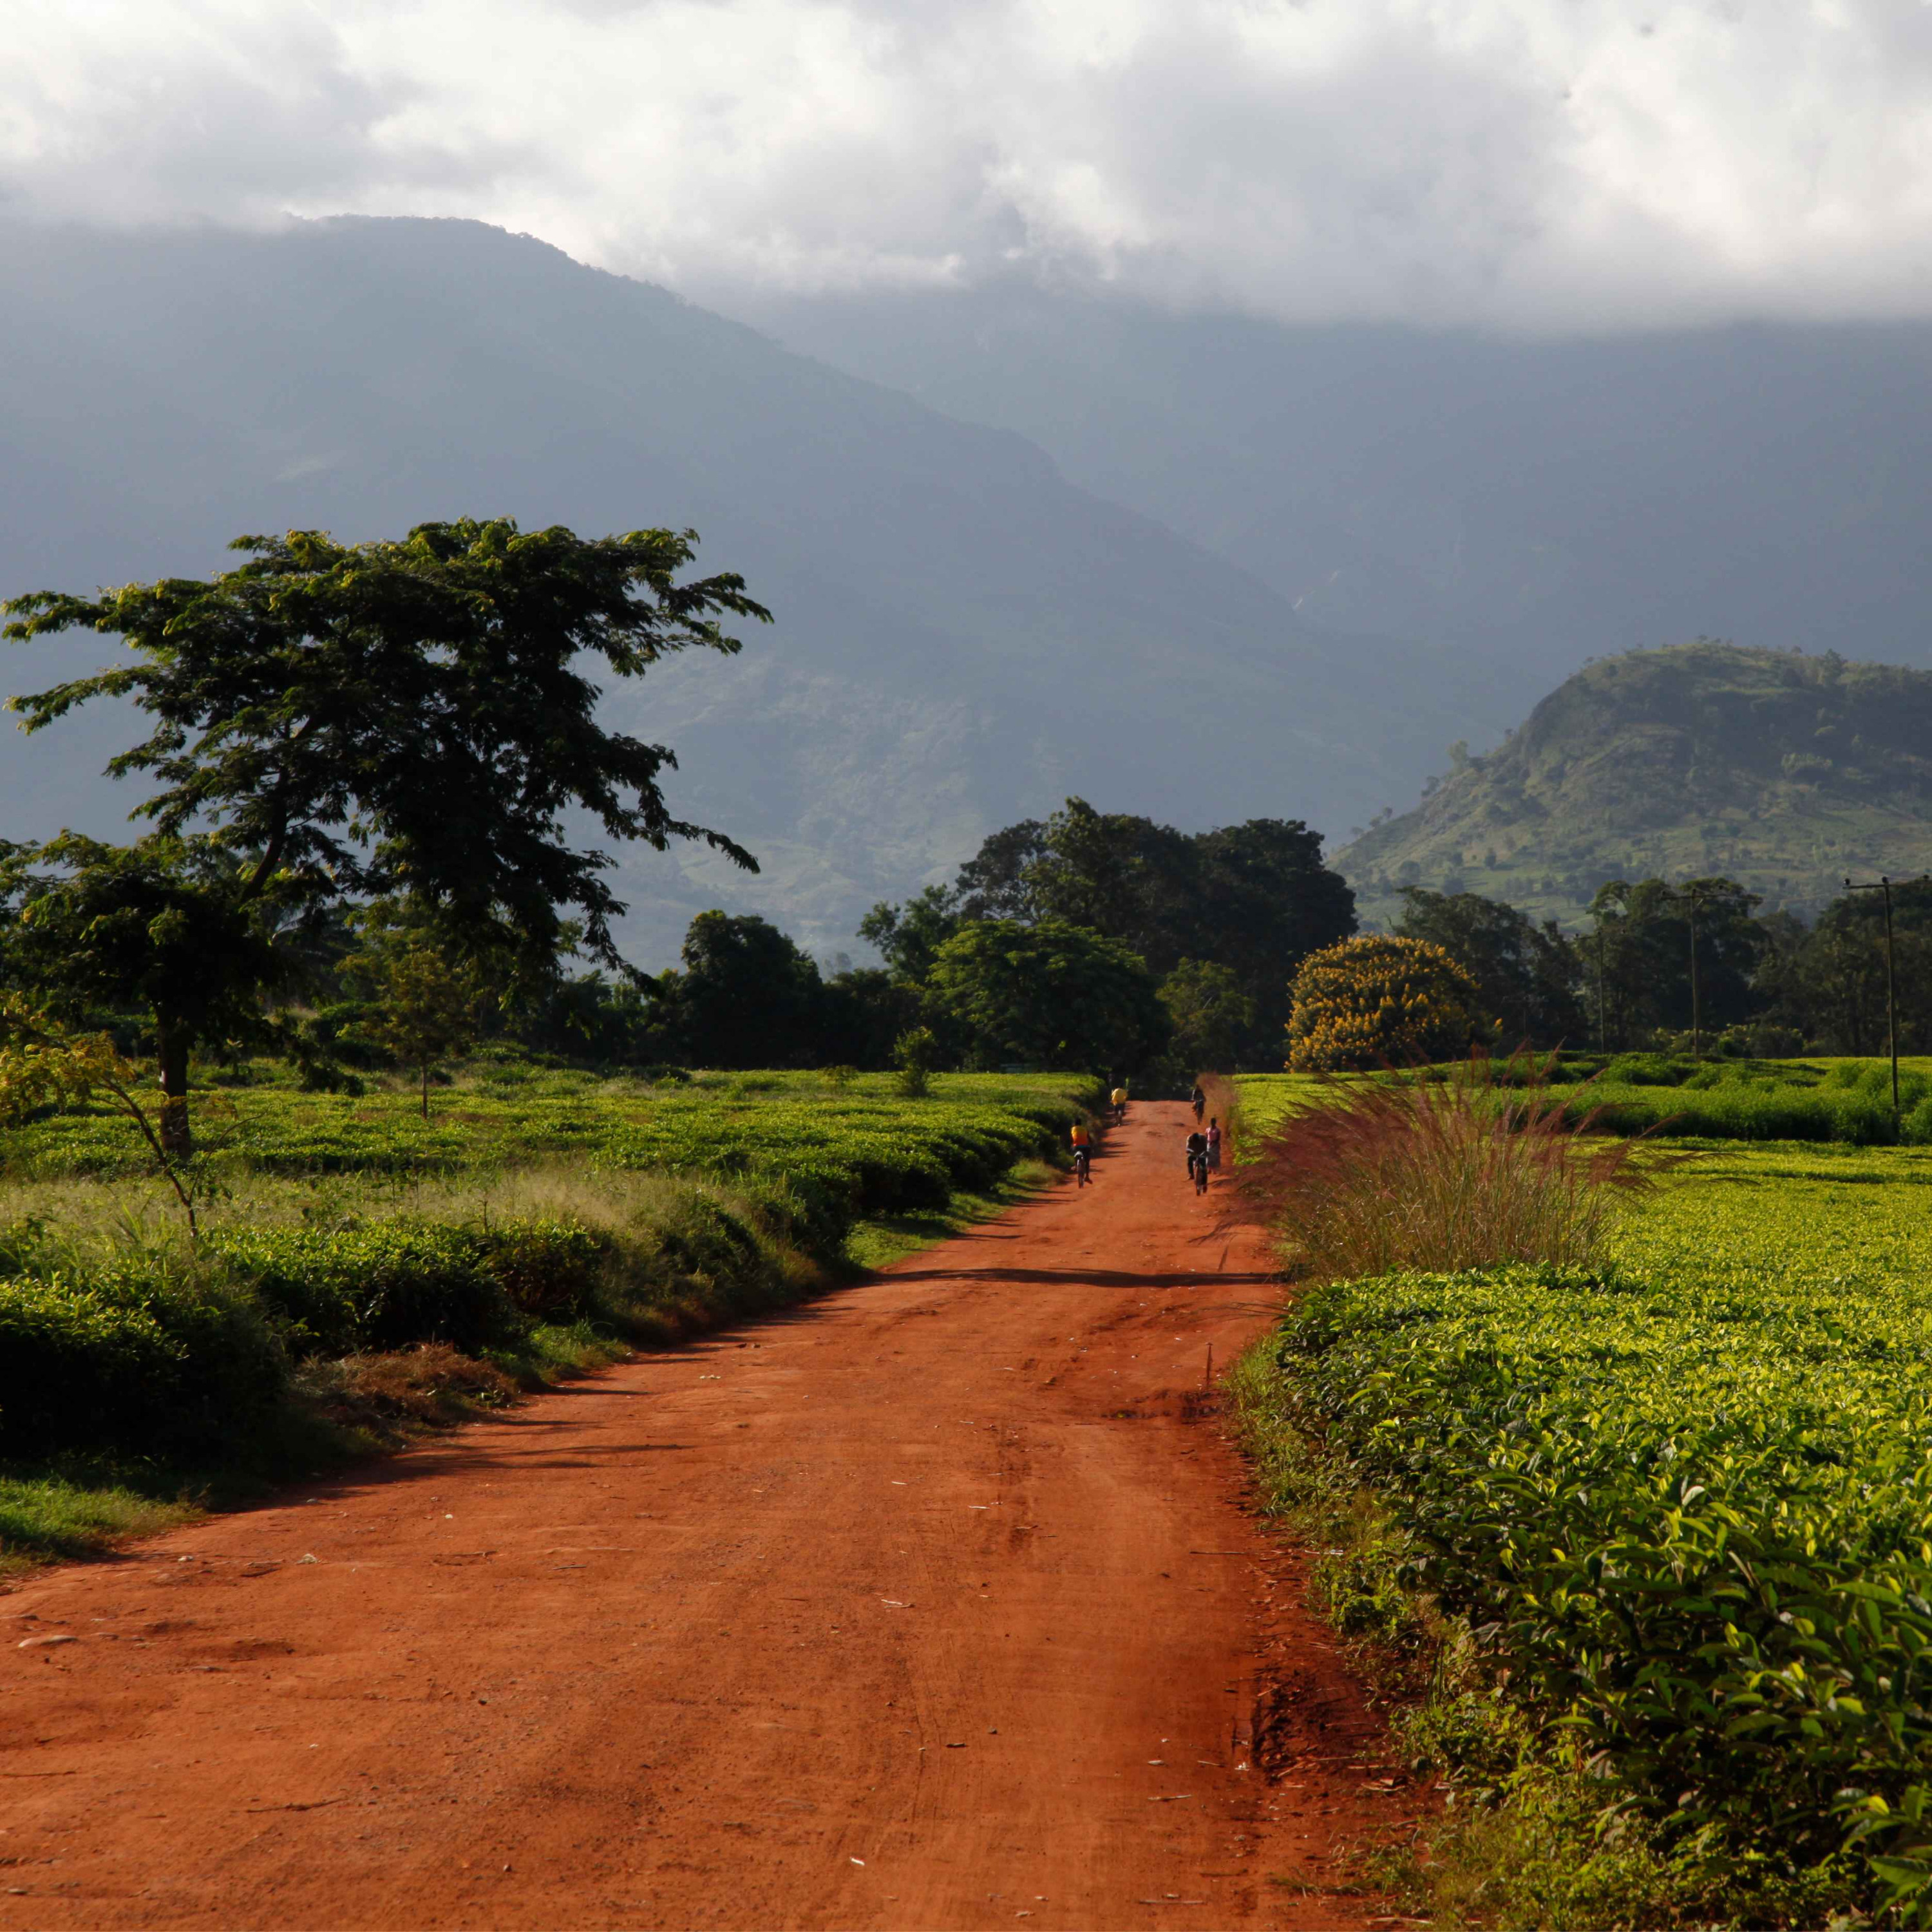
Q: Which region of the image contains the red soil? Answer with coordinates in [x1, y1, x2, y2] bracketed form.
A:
[0, 1102, 1416, 1928]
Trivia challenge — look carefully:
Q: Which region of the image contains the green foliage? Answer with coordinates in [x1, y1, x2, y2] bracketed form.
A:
[3, 517, 770, 971]
[1158, 958, 1253, 1074]
[893, 1025, 941, 1098]
[1396, 886, 1585, 1050]
[925, 917, 1170, 1074]
[863, 799, 1354, 1066]
[354, 940, 492, 1117]
[1265, 1149, 1932, 1922]
[0, 1265, 284, 1458]
[205, 1222, 560, 1356]
[674, 911, 826, 1068]
[1582, 874, 1765, 1048]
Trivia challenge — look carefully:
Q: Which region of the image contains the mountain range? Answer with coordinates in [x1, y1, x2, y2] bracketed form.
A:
[0, 217, 1486, 967]
[9, 220, 1932, 965]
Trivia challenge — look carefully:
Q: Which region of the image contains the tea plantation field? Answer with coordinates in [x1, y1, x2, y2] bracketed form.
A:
[1242, 1090, 1932, 1919]
[0, 1058, 1098, 1564]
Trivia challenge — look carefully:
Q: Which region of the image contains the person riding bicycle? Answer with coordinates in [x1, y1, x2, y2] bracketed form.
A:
[1190, 1083, 1206, 1125]
[1109, 1083, 1128, 1124]
[1185, 1124, 1209, 1194]
[1070, 1117, 1093, 1186]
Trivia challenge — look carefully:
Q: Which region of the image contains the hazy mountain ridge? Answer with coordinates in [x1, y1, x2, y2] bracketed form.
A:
[0, 216, 1490, 966]
[1334, 642, 1932, 928]
[739, 287, 1932, 700]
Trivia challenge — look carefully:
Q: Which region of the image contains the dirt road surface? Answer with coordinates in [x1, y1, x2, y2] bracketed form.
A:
[0, 1103, 1414, 1929]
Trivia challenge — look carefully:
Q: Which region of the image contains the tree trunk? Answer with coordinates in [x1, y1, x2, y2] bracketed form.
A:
[156, 1021, 193, 1162]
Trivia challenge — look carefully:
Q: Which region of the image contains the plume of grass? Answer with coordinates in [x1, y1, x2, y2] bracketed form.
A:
[1240, 1055, 1662, 1280]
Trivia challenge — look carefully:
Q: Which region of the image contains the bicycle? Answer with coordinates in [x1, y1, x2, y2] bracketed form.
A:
[1074, 1145, 1092, 1187]
[1187, 1149, 1209, 1195]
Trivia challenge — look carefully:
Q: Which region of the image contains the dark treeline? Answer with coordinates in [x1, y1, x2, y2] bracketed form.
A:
[506, 797, 1358, 1076]
[1397, 876, 1932, 1056]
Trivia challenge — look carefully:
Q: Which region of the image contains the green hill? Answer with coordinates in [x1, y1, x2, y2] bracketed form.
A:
[1335, 641, 1932, 929]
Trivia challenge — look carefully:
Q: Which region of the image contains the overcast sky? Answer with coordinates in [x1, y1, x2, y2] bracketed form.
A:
[9, 0, 1932, 331]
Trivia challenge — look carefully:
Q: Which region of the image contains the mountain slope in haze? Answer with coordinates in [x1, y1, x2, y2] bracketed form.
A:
[736, 287, 1932, 694]
[1332, 643, 1932, 928]
[0, 218, 1492, 967]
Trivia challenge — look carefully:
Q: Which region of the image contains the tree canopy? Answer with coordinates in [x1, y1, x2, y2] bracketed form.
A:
[1396, 886, 1586, 1050]
[1287, 935, 1484, 1072]
[3, 518, 770, 971]
[862, 797, 1354, 1067]
[0, 518, 767, 1137]
[925, 919, 1170, 1074]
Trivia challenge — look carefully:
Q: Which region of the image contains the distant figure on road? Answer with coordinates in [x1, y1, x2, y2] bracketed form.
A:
[1070, 1117, 1093, 1186]
[1185, 1126, 1209, 1194]
[1190, 1083, 1206, 1125]
[1205, 1117, 1222, 1173]
[1110, 1084, 1128, 1124]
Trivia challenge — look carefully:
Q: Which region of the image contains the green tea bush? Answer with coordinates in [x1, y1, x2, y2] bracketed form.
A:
[0, 1265, 284, 1457]
[208, 1222, 557, 1355]
[1275, 1256, 1932, 1917]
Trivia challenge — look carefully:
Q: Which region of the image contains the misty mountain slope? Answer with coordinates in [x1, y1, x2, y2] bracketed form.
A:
[737, 287, 1932, 691]
[1333, 643, 1932, 929]
[0, 216, 1491, 963]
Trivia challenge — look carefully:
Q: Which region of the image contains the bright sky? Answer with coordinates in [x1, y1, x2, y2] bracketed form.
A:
[10, 0, 1932, 329]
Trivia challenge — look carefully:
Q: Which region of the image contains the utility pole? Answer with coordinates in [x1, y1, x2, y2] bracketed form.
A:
[1689, 892, 1701, 1059]
[1677, 882, 1717, 1059]
[1842, 875, 1929, 1129]
[1592, 925, 1607, 1053]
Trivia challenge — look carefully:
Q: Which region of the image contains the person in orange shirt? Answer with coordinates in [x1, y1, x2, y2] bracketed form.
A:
[1069, 1118, 1092, 1186]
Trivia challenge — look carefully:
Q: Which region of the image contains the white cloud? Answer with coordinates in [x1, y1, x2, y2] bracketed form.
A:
[8, 0, 1932, 328]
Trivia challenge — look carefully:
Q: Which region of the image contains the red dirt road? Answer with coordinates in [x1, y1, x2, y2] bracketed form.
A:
[0, 1103, 1412, 1929]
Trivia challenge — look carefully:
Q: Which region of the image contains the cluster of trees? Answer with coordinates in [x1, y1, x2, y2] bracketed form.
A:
[860, 798, 1356, 1075]
[0, 518, 772, 1151]
[1390, 877, 1932, 1056]
[1, 518, 1358, 1155]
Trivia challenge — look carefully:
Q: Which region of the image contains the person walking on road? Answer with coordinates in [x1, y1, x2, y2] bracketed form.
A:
[1205, 1116, 1222, 1175]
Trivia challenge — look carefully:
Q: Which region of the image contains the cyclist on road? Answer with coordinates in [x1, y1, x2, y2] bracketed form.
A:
[1070, 1117, 1093, 1187]
[1110, 1083, 1128, 1124]
[1185, 1124, 1209, 1194]
[1190, 1083, 1206, 1125]
[1206, 1117, 1222, 1174]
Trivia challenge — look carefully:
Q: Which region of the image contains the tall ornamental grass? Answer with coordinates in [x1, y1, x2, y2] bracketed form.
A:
[1242, 1059, 1659, 1278]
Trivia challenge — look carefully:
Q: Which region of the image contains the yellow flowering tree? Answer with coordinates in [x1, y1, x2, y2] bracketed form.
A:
[1286, 935, 1486, 1072]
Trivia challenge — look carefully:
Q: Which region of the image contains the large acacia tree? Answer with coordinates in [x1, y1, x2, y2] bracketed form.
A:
[3, 518, 768, 1147]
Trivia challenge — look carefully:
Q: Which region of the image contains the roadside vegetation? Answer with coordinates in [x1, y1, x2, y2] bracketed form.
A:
[1233, 1063, 1932, 1927]
[0, 1057, 1095, 1574]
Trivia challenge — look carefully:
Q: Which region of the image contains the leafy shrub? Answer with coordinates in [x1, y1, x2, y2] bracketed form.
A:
[0, 1265, 284, 1456]
[1276, 1258, 1932, 1919]
[208, 1222, 538, 1356]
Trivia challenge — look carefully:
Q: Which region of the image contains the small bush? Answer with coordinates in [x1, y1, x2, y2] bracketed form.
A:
[208, 1222, 535, 1356]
